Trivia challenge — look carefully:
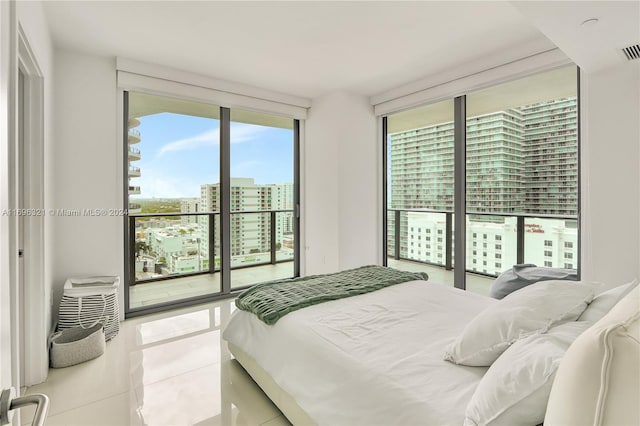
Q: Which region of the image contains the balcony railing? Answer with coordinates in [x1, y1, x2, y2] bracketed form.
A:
[129, 166, 141, 176]
[387, 208, 578, 277]
[128, 128, 140, 138]
[128, 209, 295, 284]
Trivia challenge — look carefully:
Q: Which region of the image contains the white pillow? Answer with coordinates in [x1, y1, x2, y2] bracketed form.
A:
[578, 279, 638, 323]
[464, 321, 591, 426]
[444, 280, 595, 366]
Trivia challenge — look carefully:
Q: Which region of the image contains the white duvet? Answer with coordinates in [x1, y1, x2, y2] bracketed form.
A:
[223, 280, 496, 426]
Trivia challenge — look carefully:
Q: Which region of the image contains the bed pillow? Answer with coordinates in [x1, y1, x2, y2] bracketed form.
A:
[489, 264, 578, 299]
[463, 321, 591, 426]
[578, 279, 638, 323]
[444, 280, 595, 366]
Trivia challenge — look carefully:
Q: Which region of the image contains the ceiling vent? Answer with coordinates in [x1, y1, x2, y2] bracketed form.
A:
[621, 44, 640, 61]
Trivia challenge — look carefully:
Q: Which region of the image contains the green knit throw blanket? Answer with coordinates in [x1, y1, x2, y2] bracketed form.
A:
[235, 265, 428, 325]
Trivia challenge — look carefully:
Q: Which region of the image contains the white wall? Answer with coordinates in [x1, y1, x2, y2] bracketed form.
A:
[52, 50, 123, 315]
[15, 0, 54, 386]
[581, 61, 640, 288]
[49, 53, 382, 314]
[303, 91, 379, 274]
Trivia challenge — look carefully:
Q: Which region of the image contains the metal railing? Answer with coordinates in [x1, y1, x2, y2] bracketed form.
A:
[387, 207, 578, 276]
[128, 128, 140, 138]
[129, 209, 294, 284]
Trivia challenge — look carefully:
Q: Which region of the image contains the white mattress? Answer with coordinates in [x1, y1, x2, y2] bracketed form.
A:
[223, 280, 496, 425]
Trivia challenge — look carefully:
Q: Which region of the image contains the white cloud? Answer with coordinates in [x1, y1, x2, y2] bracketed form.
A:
[156, 123, 268, 157]
[157, 128, 219, 157]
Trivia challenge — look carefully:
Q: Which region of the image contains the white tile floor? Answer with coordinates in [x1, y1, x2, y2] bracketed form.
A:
[22, 261, 491, 426]
[23, 299, 291, 426]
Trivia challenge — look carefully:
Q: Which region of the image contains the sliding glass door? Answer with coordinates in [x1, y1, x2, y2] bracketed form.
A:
[385, 100, 455, 286]
[383, 65, 579, 293]
[229, 110, 297, 289]
[124, 92, 299, 315]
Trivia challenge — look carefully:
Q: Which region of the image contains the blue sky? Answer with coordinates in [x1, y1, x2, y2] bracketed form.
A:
[132, 113, 293, 199]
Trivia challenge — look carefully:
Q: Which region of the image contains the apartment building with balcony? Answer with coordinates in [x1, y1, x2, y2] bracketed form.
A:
[127, 118, 142, 214]
[388, 97, 579, 277]
[193, 179, 294, 268]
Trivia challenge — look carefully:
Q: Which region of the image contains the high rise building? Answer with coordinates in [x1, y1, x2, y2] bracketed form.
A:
[388, 97, 578, 274]
[522, 98, 579, 216]
[193, 179, 294, 264]
[180, 198, 200, 225]
[127, 117, 142, 213]
[388, 97, 577, 214]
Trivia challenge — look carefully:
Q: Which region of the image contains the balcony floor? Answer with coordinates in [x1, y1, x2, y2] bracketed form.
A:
[387, 258, 496, 296]
[130, 262, 295, 309]
[130, 260, 496, 310]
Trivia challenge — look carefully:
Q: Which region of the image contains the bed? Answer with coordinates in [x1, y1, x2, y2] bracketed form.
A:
[222, 267, 640, 426]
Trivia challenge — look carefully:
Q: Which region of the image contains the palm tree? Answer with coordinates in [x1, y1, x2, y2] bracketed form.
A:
[135, 241, 149, 258]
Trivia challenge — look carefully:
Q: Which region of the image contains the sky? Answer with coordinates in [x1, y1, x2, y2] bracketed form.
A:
[131, 113, 294, 199]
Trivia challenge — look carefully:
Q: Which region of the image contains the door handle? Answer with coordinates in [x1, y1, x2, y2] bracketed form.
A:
[0, 388, 49, 426]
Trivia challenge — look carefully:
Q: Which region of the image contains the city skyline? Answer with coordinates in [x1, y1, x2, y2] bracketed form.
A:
[388, 97, 578, 216]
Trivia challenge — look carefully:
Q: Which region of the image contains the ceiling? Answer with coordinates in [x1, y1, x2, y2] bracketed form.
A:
[42, 1, 550, 100]
[512, 1, 640, 73]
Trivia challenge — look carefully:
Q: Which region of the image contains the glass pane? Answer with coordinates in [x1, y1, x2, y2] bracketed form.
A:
[524, 218, 578, 270]
[386, 100, 454, 285]
[127, 92, 221, 308]
[229, 110, 295, 288]
[465, 65, 578, 293]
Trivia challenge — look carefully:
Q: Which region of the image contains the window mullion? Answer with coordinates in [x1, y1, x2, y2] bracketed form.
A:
[454, 95, 466, 290]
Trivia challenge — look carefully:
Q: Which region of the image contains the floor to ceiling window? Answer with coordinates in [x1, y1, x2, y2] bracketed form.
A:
[386, 100, 456, 286]
[229, 110, 297, 289]
[124, 92, 300, 315]
[383, 65, 579, 294]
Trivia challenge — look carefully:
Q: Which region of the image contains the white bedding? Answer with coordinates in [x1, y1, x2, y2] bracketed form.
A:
[223, 280, 496, 425]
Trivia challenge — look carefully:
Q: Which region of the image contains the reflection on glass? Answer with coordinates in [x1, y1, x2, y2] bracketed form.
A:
[386, 100, 455, 285]
[229, 110, 295, 288]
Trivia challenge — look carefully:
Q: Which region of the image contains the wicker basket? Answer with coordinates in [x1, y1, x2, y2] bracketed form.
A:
[50, 324, 105, 368]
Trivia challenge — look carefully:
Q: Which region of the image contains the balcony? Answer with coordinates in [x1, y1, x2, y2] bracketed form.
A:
[128, 203, 141, 214]
[387, 208, 578, 293]
[129, 166, 141, 177]
[129, 146, 141, 160]
[128, 210, 296, 309]
[128, 185, 141, 195]
[387, 258, 495, 296]
[128, 128, 141, 144]
[129, 262, 293, 308]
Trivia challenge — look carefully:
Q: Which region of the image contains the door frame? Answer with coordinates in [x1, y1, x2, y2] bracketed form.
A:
[17, 24, 47, 386]
[0, 0, 19, 394]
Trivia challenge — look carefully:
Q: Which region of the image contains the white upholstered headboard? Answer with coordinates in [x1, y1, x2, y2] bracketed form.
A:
[545, 285, 640, 425]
